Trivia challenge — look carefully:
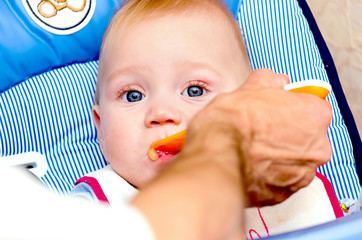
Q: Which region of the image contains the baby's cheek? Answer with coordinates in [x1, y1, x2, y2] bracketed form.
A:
[190, 103, 208, 117]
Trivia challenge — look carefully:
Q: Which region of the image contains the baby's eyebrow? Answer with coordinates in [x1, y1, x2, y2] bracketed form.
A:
[108, 65, 151, 82]
[107, 60, 221, 83]
[179, 60, 221, 77]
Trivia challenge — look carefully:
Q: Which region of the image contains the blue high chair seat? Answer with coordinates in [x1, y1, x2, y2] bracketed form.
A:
[0, 0, 361, 212]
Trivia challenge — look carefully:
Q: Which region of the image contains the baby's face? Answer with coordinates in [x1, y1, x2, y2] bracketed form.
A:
[94, 11, 249, 188]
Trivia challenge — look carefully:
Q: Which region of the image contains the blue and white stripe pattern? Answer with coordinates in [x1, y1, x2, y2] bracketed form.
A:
[237, 0, 360, 200]
[0, 0, 360, 200]
[0, 61, 106, 194]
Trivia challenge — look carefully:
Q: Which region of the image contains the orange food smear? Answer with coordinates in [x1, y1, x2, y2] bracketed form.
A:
[148, 130, 186, 161]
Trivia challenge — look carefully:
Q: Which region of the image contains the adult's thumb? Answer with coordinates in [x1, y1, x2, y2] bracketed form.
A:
[241, 68, 290, 90]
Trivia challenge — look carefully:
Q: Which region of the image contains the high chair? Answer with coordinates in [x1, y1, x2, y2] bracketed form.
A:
[1, 0, 361, 238]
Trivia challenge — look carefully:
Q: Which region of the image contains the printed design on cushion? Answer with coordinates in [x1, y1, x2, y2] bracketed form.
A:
[0, 61, 106, 194]
[22, 0, 96, 35]
[236, 0, 360, 200]
[38, 0, 86, 18]
[339, 198, 361, 215]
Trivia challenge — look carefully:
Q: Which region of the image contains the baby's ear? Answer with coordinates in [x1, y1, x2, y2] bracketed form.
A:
[92, 105, 105, 153]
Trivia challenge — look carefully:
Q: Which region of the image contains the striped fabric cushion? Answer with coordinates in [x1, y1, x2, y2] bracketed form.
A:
[0, 61, 106, 193]
[0, 0, 360, 200]
[237, 0, 360, 200]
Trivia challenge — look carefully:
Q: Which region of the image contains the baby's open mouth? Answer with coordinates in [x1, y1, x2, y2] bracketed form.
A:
[148, 130, 186, 161]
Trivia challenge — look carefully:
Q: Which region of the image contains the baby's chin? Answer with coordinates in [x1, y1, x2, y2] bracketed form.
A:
[130, 153, 179, 188]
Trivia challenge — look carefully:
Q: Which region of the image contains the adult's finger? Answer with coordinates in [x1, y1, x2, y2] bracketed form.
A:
[241, 68, 290, 90]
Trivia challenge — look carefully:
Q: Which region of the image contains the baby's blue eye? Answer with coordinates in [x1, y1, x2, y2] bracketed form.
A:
[122, 90, 144, 102]
[183, 86, 204, 97]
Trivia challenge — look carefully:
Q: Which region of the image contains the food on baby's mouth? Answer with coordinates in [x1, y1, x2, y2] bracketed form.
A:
[148, 130, 186, 161]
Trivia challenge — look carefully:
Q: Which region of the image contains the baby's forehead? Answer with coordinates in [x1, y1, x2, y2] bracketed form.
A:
[106, 8, 236, 51]
[97, 1, 249, 85]
[109, 1, 233, 35]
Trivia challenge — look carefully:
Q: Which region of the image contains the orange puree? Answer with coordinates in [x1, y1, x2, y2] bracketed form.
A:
[148, 130, 186, 161]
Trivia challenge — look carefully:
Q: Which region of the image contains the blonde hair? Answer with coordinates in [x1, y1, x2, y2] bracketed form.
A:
[94, 0, 250, 104]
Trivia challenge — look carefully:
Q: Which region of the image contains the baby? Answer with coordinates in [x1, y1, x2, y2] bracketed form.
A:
[72, 0, 251, 205]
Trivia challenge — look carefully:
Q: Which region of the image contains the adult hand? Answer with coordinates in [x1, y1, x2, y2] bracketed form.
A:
[187, 68, 333, 207]
[132, 69, 332, 240]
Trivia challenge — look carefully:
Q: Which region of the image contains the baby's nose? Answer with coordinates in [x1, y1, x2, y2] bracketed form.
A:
[144, 105, 182, 128]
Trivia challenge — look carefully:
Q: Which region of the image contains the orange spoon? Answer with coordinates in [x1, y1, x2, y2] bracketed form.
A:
[148, 80, 331, 161]
[284, 79, 331, 100]
[148, 130, 187, 161]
